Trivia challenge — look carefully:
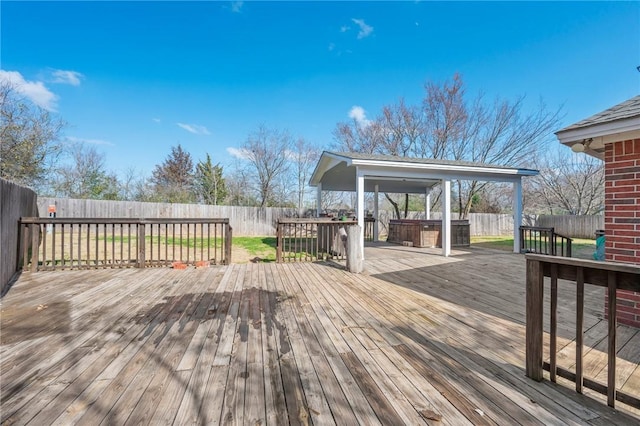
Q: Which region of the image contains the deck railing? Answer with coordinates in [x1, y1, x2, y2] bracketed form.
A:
[519, 226, 573, 257]
[19, 217, 232, 271]
[525, 254, 640, 409]
[276, 219, 360, 263]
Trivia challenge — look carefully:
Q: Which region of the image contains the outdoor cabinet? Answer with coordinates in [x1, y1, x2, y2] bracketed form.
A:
[387, 219, 470, 248]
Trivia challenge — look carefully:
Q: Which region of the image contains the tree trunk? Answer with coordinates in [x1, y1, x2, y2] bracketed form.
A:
[384, 193, 401, 219]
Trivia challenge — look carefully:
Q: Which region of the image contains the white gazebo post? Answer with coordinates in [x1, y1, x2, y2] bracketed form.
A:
[356, 169, 365, 258]
[441, 180, 451, 257]
[373, 184, 379, 241]
[425, 188, 431, 220]
[513, 178, 523, 253]
[316, 183, 322, 217]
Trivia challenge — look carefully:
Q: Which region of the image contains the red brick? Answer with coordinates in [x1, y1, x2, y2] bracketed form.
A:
[608, 160, 636, 168]
[614, 204, 640, 211]
[611, 254, 640, 264]
[617, 292, 640, 303]
[618, 317, 640, 328]
[607, 224, 635, 230]
[615, 142, 624, 155]
[616, 304, 640, 314]
[609, 186, 637, 193]
[606, 235, 636, 244]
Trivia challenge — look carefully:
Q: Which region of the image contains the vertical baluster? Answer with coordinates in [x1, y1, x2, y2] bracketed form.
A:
[94, 223, 98, 267]
[61, 223, 65, 269]
[207, 223, 211, 264]
[550, 263, 558, 382]
[69, 224, 74, 269]
[172, 223, 176, 262]
[576, 267, 585, 393]
[52, 222, 56, 270]
[42, 221, 48, 270]
[214, 223, 218, 264]
[80, 223, 84, 268]
[127, 223, 131, 266]
[119, 223, 123, 267]
[164, 223, 169, 266]
[103, 223, 107, 267]
[150, 223, 154, 266]
[111, 223, 115, 267]
[180, 223, 183, 263]
[607, 271, 617, 407]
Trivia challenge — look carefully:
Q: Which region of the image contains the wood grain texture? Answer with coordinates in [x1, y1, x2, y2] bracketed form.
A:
[2, 245, 640, 424]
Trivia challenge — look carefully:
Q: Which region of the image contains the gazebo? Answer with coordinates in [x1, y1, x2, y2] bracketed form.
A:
[309, 151, 539, 258]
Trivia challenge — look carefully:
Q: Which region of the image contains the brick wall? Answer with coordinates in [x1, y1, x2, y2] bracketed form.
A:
[604, 138, 640, 327]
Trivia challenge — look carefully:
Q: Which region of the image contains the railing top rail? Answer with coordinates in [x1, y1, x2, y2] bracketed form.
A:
[19, 217, 230, 225]
[526, 254, 640, 273]
[526, 254, 640, 291]
[520, 226, 555, 232]
[277, 218, 358, 225]
[554, 232, 573, 242]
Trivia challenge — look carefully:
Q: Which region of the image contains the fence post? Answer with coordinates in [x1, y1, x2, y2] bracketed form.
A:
[276, 221, 282, 263]
[225, 223, 233, 265]
[346, 225, 363, 273]
[525, 258, 544, 381]
[137, 222, 146, 268]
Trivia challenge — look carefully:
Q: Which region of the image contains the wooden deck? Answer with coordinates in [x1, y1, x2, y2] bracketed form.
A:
[2, 245, 640, 425]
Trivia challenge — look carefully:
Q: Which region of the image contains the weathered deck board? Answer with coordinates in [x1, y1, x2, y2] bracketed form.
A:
[2, 245, 640, 424]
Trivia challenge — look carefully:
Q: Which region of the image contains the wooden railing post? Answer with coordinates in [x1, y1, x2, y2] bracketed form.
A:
[225, 224, 232, 265]
[607, 271, 617, 407]
[526, 258, 544, 381]
[137, 222, 146, 268]
[346, 225, 363, 273]
[29, 223, 40, 272]
[276, 221, 282, 263]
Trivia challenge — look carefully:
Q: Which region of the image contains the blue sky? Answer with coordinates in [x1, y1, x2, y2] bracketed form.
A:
[2, 1, 639, 179]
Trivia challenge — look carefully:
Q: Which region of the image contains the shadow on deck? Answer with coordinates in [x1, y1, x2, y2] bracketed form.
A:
[1, 245, 639, 424]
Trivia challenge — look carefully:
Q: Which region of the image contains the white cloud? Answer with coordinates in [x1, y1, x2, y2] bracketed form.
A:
[152, 118, 161, 123]
[227, 147, 251, 160]
[328, 43, 335, 51]
[65, 136, 114, 146]
[348, 105, 371, 127]
[51, 69, 83, 86]
[340, 25, 350, 33]
[351, 18, 373, 39]
[177, 123, 211, 135]
[0, 70, 58, 111]
[230, 1, 243, 13]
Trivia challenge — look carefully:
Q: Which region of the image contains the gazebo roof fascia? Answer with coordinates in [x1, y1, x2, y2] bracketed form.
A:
[310, 151, 539, 193]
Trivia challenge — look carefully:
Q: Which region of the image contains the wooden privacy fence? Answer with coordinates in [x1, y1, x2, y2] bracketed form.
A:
[276, 219, 362, 263]
[519, 226, 572, 257]
[19, 217, 232, 271]
[525, 254, 640, 409]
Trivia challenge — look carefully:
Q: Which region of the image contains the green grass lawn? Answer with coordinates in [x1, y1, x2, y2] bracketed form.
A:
[233, 236, 277, 262]
[471, 236, 596, 259]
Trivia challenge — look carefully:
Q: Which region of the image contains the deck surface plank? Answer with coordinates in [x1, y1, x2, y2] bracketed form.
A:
[2, 245, 640, 424]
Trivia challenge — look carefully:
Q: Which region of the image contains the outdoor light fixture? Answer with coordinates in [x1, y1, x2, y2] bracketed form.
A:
[571, 138, 593, 153]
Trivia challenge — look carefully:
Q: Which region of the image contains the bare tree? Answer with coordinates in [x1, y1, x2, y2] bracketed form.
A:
[53, 143, 119, 199]
[290, 137, 320, 214]
[332, 73, 562, 219]
[0, 81, 65, 189]
[527, 150, 604, 215]
[240, 126, 293, 207]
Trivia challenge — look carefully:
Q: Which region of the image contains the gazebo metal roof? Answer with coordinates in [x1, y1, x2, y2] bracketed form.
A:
[309, 151, 538, 193]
